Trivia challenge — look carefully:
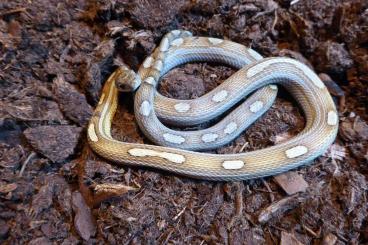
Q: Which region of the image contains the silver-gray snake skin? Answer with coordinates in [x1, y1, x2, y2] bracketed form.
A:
[87, 30, 338, 181]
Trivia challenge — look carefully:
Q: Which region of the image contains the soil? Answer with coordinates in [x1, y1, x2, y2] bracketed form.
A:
[0, 0, 367, 244]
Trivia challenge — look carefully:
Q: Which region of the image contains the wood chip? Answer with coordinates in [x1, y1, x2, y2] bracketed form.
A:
[280, 231, 305, 245]
[322, 233, 338, 245]
[72, 191, 96, 241]
[94, 183, 139, 195]
[24, 125, 82, 163]
[258, 195, 303, 224]
[53, 75, 93, 126]
[0, 183, 17, 194]
[274, 171, 309, 195]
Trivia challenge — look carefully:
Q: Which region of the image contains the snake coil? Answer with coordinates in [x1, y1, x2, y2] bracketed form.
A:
[87, 30, 338, 181]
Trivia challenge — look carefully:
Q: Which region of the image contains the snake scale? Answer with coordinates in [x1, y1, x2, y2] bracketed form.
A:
[87, 30, 338, 181]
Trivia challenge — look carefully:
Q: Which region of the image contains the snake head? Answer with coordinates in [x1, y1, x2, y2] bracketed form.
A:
[115, 67, 141, 92]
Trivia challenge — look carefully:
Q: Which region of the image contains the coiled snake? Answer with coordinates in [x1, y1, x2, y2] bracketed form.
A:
[87, 30, 338, 181]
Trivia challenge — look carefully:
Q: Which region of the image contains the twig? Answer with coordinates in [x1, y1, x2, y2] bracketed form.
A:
[271, 9, 278, 32]
[258, 195, 303, 224]
[173, 206, 186, 221]
[302, 224, 318, 238]
[234, 182, 244, 216]
[334, 232, 348, 243]
[262, 178, 275, 202]
[290, 0, 301, 5]
[238, 142, 249, 153]
[227, 182, 254, 230]
[19, 151, 36, 177]
[59, 44, 72, 64]
[92, 183, 139, 207]
[160, 228, 174, 245]
[0, 7, 27, 17]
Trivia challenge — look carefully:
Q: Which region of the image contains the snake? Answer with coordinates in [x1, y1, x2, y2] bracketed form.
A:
[87, 30, 338, 181]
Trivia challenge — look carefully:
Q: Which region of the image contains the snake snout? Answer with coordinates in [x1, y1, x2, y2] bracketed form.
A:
[115, 69, 141, 92]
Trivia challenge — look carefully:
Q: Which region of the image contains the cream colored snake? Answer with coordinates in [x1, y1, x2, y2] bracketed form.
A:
[87, 30, 338, 181]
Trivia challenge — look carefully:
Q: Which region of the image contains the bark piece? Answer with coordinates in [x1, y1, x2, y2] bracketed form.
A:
[24, 125, 82, 163]
[80, 62, 102, 106]
[28, 237, 52, 245]
[31, 175, 72, 217]
[280, 231, 304, 245]
[258, 196, 303, 224]
[313, 41, 353, 73]
[0, 183, 17, 194]
[322, 233, 337, 245]
[2, 98, 64, 122]
[72, 191, 96, 241]
[160, 70, 205, 99]
[53, 75, 93, 126]
[274, 171, 309, 195]
[340, 117, 368, 142]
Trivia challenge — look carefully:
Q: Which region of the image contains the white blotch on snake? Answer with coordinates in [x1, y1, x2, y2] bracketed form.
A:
[157, 52, 166, 60]
[139, 101, 151, 116]
[269, 85, 277, 90]
[160, 37, 170, 52]
[153, 60, 163, 72]
[143, 56, 154, 68]
[171, 38, 184, 47]
[224, 122, 237, 134]
[285, 146, 308, 158]
[174, 103, 190, 113]
[212, 90, 228, 102]
[163, 133, 185, 144]
[202, 133, 218, 143]
[144, 76, 156, 85]
[249, 101, 264, 113]
[171, 30, 181, 36]
[222, 160, 244, 170]
[88, 123, 98, 142]
[128, 148, 185, 164]
[327, 111, 338, 126]
[208, 38, 223, 45]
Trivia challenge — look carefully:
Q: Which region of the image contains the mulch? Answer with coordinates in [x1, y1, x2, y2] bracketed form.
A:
[0, 0, 367, 244]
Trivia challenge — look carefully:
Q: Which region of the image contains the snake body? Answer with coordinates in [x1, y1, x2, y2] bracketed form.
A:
[87, 30, 338, 181]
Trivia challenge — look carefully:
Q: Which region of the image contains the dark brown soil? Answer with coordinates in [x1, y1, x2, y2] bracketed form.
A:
[0, 0, 367, 244]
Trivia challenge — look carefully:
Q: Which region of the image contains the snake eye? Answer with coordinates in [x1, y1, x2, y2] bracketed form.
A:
[117, 83, 132, 92]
